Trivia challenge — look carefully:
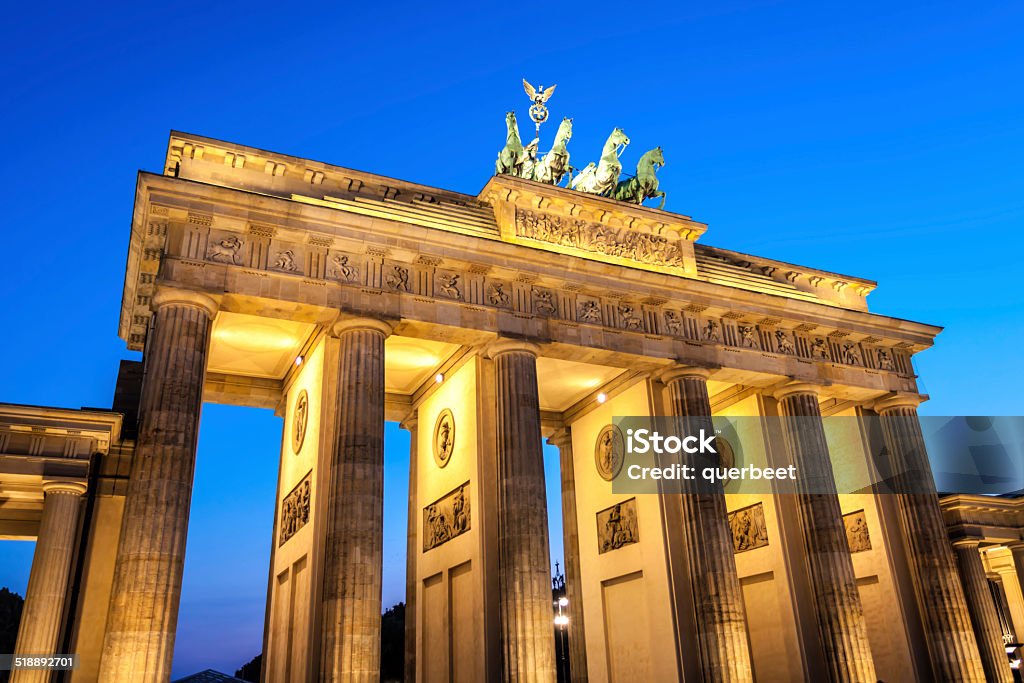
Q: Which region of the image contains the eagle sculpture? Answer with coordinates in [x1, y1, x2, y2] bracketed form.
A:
[523, 79, 557, 105]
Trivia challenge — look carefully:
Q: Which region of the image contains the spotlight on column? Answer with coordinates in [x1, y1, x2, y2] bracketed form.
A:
[558, 597, 569, 607]
[597, 392, 607, 404]
[435, 373, 445, 384]
[295, 356, 304, 366]
[554, 614, 569, 626]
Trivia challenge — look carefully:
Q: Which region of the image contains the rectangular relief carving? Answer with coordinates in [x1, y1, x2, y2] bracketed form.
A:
[279, 472, 311, 546]
[729, 502, 769, 553]
[423, 482, 471, 551]
[597, 498, 639, 554]
[515, 209, 684, 268]
[843, 509, 871, 553]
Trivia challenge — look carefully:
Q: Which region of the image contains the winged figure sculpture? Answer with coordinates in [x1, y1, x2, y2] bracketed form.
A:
[523, 79, 557, 105]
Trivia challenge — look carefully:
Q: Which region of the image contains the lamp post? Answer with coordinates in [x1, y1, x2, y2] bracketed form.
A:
[553, 563, 570, 683]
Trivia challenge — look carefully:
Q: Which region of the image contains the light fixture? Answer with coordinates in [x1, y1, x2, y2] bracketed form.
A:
[554, 615, 569, 626]
[295, 356, 304, 367]
[596, 392, 607, 404]
[558, 597, 569, 607]
[435, 373, 445, 384]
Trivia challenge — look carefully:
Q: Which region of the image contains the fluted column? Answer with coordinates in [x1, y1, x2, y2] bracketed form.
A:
[11, 481, 87, 683]
[1009, 543, 1024, 604]
[774, 383, 876, 682]
[548, 429, 588, 683]
[99, 288, 217, 682]
[488, 340, 555, 683]
[401, 413, 418, 683]
[953, 540, 1013, 682]
[875, 394, 987, 681]
[319, 318, 391, 682]
[661, 367, 753, 682]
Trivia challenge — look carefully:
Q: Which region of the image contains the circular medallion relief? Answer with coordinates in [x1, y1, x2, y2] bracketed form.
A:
[292, 390, 309, 454]
[433, 409, 455, 468]
[594, 425, 625, 482]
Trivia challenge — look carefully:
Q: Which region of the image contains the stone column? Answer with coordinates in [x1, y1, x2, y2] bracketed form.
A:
[401, 413, 418, 683]
[874, 394, 987, 681]
[953, 540, 1013, 682]
[11, 481, 87, 683]
[1009, 543, 1024, 608]
[773, 383, 876, 682]
[319, 318, 390, 682]
[488, 340, 555, 683]
[99, 288, 217, 683]
[661, 367, 753, 682]
[547, 429, 588, 683]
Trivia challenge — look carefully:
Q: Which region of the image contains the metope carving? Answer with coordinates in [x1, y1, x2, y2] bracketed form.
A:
[810, 338, 830, 360]
[729, 503, 769, 553]
[876, 349, 895, 371]
[618, 305, 643, 330]
[663, 310, 682, 335]
[775, 330, 796, 355]
[279, 473, 311, 546]
[273, 249, 298, 272]
[703, 319, 721, 342]
[487, 282, 511, 307]
[433, 409, 455, 468]
[423, 482, 470, 551]
[844, 510, 871, 553]
[329, 254, 357, 282]
[738, 325, 758, 349]
[207, 235, 243, 264]
[841, 342, 862, 366]
[515, 209, 683, 268]
[597, 498, 639, 554]
[438, 273, 461, 299]
[386, 265, 410, 292]
[533, 288, 557, 316]
[578, 300, 602, 323]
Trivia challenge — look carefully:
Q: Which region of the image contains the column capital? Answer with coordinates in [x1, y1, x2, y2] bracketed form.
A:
[951, 537, 983, 550]
[399, 411, 419, 432]
[151, 287, 219, 318]
[873, 392, 926, 414]
[485, 338, 540, 359]
[42, 479, 87, 496]
[771, 381, 826, 401]
[657, 364, 714, 384]
[547, 428, 572, 450]
[331, 317, 393, 338]
[1004, 541, 1024, 555]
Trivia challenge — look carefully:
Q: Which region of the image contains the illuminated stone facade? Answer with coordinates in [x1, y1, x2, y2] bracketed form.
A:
[0, 131, 1016, 682]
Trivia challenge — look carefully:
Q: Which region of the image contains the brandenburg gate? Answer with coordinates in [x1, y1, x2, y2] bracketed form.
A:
[1, 123, 1020, 682]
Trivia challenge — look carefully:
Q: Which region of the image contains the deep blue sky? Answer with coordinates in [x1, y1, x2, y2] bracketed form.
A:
[1, 0, 1022, 677]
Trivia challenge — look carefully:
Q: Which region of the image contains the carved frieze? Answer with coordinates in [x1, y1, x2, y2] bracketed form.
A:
[279, 472, 311, 546]
[729, 503, 769, 553]
[487, 281, 511, 307]
[597, 498, 639, 554]
[433, 409, 455, 468]
[423, 482, 470, 551]
[515, 209, 684, 268]
[843, 509, 871, 553]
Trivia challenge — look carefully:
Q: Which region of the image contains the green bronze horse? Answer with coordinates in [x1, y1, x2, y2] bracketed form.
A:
[495, 111, 525, 176]
[613, 146, 666, 209]
[570, 127, 630, 196]
[534, 117, 573, 185]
